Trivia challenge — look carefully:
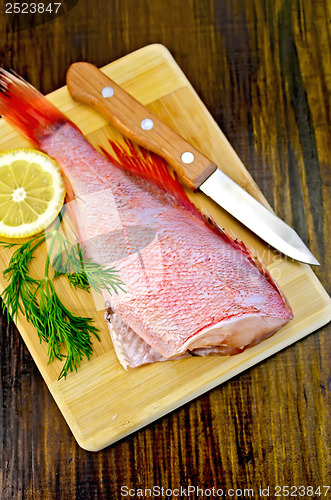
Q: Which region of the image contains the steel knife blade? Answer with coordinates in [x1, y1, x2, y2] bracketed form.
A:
[66, 62, 319, 266]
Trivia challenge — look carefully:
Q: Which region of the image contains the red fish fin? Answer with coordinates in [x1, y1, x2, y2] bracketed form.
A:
[0, 69, 71, 147]
[100, 138, 204, 219]
[100, 140, 234, 237]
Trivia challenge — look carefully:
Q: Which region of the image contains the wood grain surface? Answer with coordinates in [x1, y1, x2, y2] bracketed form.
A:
[0, 0, 330, 498]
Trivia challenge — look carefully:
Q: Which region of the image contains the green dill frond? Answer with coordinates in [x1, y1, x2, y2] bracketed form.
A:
[0, 224, 125, 380]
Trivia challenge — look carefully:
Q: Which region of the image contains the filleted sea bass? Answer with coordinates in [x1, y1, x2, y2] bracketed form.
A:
[0, 69, 293, 369]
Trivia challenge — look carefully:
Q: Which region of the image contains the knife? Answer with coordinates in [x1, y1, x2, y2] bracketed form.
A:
[66, 62, 319, 266]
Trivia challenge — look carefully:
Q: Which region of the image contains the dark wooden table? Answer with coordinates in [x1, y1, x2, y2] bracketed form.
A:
[1, 0, 330, 498]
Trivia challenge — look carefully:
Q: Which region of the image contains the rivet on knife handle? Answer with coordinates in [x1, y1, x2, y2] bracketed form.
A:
[66, 62, 217, 191]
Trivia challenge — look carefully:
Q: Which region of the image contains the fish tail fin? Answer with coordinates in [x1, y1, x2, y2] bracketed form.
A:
[0, 69, 72, 147]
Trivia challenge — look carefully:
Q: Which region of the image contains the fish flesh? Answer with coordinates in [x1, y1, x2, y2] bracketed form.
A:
[0, 70, 293, 369]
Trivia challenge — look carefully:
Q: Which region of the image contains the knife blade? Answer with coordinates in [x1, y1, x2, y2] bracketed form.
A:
[66, 62, 319, 266]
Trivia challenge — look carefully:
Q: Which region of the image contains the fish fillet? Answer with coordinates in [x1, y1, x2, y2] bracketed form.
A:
[40, 124, 293, 368]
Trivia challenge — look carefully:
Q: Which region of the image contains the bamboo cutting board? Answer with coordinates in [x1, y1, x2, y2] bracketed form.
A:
[0, 44, 330, 451]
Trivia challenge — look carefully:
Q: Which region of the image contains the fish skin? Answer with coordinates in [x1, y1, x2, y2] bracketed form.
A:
[40, 123, 293, 363]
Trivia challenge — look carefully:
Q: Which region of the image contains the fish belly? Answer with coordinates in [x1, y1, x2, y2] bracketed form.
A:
[41, 124, 293, 367]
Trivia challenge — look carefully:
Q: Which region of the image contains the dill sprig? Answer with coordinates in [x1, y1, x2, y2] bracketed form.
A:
[52, 241, 126, 295]
[0, 215, 125, 380]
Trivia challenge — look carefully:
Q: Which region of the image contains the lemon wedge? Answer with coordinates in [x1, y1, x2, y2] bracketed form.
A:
[0, 149, 65, 238]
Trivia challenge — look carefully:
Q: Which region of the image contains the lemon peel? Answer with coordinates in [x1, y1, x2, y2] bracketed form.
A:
[0, 148, 65, 238]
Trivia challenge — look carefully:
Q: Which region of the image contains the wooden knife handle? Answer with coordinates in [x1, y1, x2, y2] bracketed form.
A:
[66, 62, 216, 191]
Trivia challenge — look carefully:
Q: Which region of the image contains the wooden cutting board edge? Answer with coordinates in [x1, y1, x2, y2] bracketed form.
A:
[50, 302, 331, 452]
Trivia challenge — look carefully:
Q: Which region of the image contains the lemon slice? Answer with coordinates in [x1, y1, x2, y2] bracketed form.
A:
[0, 149, 65, 238]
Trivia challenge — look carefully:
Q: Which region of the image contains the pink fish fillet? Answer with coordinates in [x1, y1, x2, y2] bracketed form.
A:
[0, 70, 293, 369]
